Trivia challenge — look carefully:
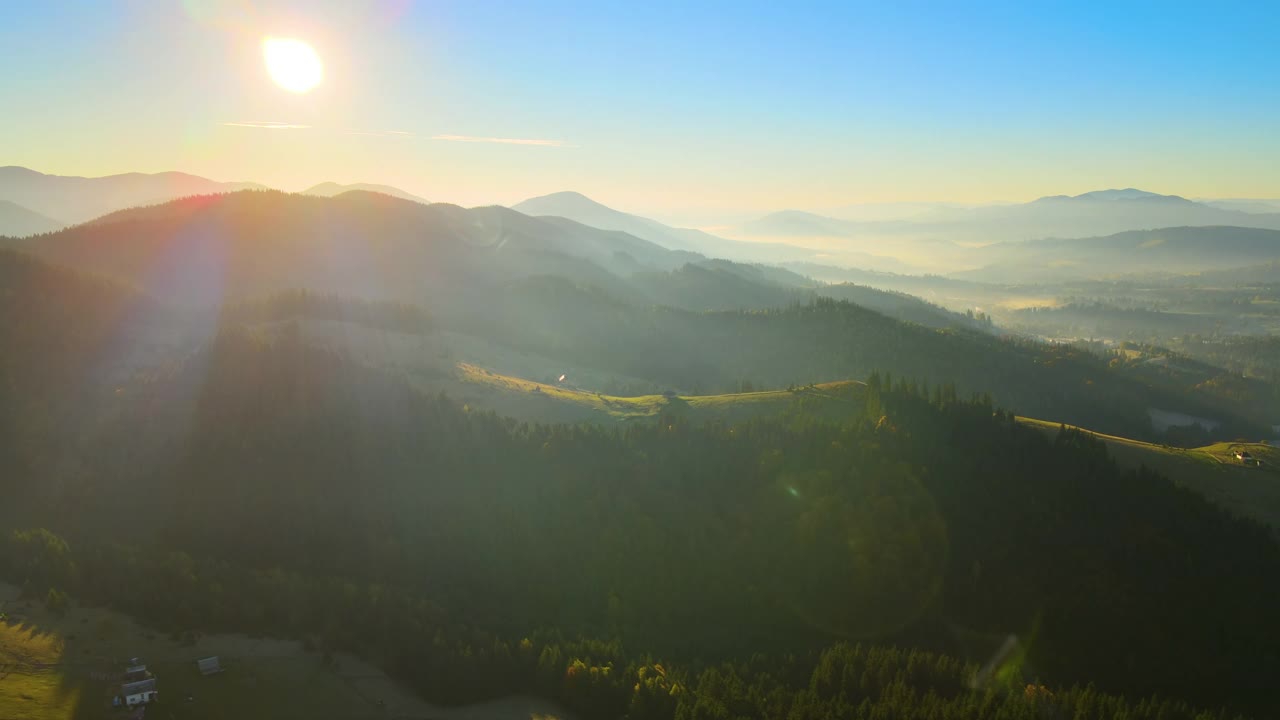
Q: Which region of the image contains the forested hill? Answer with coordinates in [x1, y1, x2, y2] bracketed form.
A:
[5, 192, 1266, 441]
[3, 189, 694, 307]
[5, 326, 1280, 717]
[462, 277, 1263, 440]
[0, 230, 1265, 447]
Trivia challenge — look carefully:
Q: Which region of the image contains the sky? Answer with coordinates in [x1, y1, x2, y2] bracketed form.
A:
[1, 0, 1278, 223]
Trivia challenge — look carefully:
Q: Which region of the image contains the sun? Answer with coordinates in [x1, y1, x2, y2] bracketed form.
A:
[263, 37, 323, 93]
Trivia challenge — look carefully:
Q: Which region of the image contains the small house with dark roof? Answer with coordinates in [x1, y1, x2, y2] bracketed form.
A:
[121, 677, 158, 706]
[196, 655, 223, 675]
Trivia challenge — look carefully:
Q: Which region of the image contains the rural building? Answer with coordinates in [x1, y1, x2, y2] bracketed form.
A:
[1236, 451, 1255, 464]
[120, 677, 158, 706]
[196, 655, 223, 675]
[113, 656, 158, 707]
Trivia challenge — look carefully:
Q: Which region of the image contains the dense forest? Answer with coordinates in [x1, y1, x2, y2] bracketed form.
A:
[0, 528, 1256, 720]
[5, 323, 1280, 716]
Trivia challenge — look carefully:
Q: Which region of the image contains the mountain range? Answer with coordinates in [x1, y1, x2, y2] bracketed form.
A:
[0, 165, 267, 229]
[959, 226, 1280, 282]
[0, 167, 432, 237]
[742, 189, 1280, 249]
[512, 191, 913, 271]
[2, 188, 972, 330]
[3, 166, 1278, 285]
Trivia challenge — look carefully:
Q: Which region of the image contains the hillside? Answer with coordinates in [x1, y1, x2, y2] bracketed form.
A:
[465, 278, 1263, 440]
[3, 190, 685, 309]
[0, 200, 63, 237]
[1017, 417, 1280, 526]
[8, 329, 1280, 714]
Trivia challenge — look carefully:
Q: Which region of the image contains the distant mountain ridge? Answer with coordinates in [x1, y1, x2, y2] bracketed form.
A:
[0, 166, 268, 225]
[0, 199, 64, 237]
[1, 190, 700, 309]
[513, 190, 752, 255]
[512, 191, 911, 271]
[742, 188, 1280, 248]
[956, 226, 1280, 282]
[302, 182, 429, 204]
[1036, 188, 1191, 203]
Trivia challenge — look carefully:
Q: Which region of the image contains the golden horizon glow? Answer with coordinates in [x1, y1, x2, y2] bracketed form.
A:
[263, 38, 323, 94]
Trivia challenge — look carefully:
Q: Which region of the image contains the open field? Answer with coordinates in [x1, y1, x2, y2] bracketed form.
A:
[0, 584, 572, 720]
[456, 362, 865, 423]
[1017, 417, 1280, 526]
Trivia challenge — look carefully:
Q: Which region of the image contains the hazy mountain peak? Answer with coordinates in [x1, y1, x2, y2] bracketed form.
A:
[0, 199, 65, 237]
[1077, 188, 1164, 200]
[514, 191, 618, 215]
[302, 182, 428, 204]
[1033, 188, 1190, 204]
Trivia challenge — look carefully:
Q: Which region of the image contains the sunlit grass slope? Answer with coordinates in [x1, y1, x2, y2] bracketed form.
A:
[1017, 416, 1280, 526]
[456, 362, 864, 424]
[0, 614, 83, 720]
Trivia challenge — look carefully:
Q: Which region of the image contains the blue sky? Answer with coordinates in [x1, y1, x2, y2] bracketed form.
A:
[1, 0, 1277, 220]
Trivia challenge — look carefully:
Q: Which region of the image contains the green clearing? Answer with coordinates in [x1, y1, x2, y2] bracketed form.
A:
[0, 584, 409, 720]
[1017, 417, 1280, 526]
[0, 616, 87, 720]
[456, 362, 864, 423]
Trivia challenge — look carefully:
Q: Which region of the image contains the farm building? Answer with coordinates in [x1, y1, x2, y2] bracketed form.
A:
[197, 655, 224, 675]
[120, 677, 158, 706]
[1235, 451, 1255, 464]
[113, 656, 159, 707]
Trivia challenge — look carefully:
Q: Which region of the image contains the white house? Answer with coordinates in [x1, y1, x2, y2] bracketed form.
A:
[121, 677, 158, 706]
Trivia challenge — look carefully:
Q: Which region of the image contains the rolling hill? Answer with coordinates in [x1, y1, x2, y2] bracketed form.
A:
[1017, 416, 1280, 526]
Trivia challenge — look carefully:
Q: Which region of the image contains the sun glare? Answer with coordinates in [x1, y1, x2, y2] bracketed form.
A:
[263, 37, 323, 93]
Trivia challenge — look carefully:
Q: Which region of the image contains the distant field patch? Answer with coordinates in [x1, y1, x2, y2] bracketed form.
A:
[1017, 417, 1280, 526]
